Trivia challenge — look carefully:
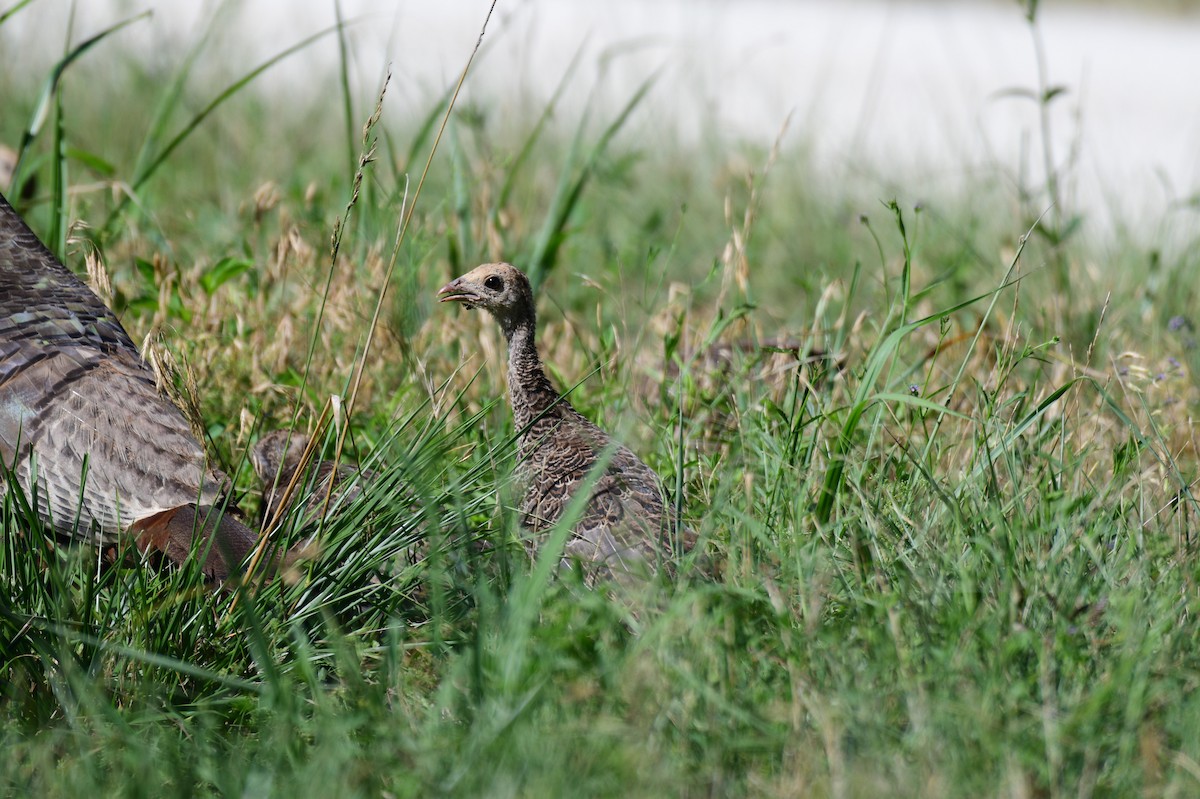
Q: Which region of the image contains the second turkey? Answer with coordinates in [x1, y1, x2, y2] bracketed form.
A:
[438, 262, 696, 584]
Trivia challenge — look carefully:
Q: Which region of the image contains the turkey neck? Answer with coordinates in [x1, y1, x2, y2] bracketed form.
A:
[502, 309, 565, 437]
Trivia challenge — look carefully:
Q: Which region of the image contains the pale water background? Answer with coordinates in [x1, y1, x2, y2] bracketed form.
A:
[5, 0, 1199, 238]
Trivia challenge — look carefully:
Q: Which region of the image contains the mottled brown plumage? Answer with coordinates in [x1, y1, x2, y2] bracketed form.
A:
[0, 191, 257, 581]
[250, 429, 376, 526]
[439, 263, 695, 582]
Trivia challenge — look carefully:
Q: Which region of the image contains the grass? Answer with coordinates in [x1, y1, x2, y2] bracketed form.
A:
[4, 3, 1200, 798]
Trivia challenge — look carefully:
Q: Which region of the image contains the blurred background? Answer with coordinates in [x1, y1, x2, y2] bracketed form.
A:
[4, 0, 1198, 239]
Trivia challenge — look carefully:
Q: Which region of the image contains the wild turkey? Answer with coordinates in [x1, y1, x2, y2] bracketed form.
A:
[438, 262, 695, 583]
[0, 191, 260, 581]
[251, 429, 376, 527]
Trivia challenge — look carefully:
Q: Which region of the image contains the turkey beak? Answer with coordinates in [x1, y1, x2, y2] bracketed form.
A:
[438, 278, 480, 308]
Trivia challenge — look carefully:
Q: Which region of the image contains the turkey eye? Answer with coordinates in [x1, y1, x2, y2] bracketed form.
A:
[484, 275, 504, 291]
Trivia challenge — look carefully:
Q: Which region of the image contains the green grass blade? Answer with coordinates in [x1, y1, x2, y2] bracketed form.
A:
[334, 0, 356, 187]
[11, 9, 149, 202]
[101, 22, 341, 238]
[0, 0, 36, 27]
[525, 68, 660, 290]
